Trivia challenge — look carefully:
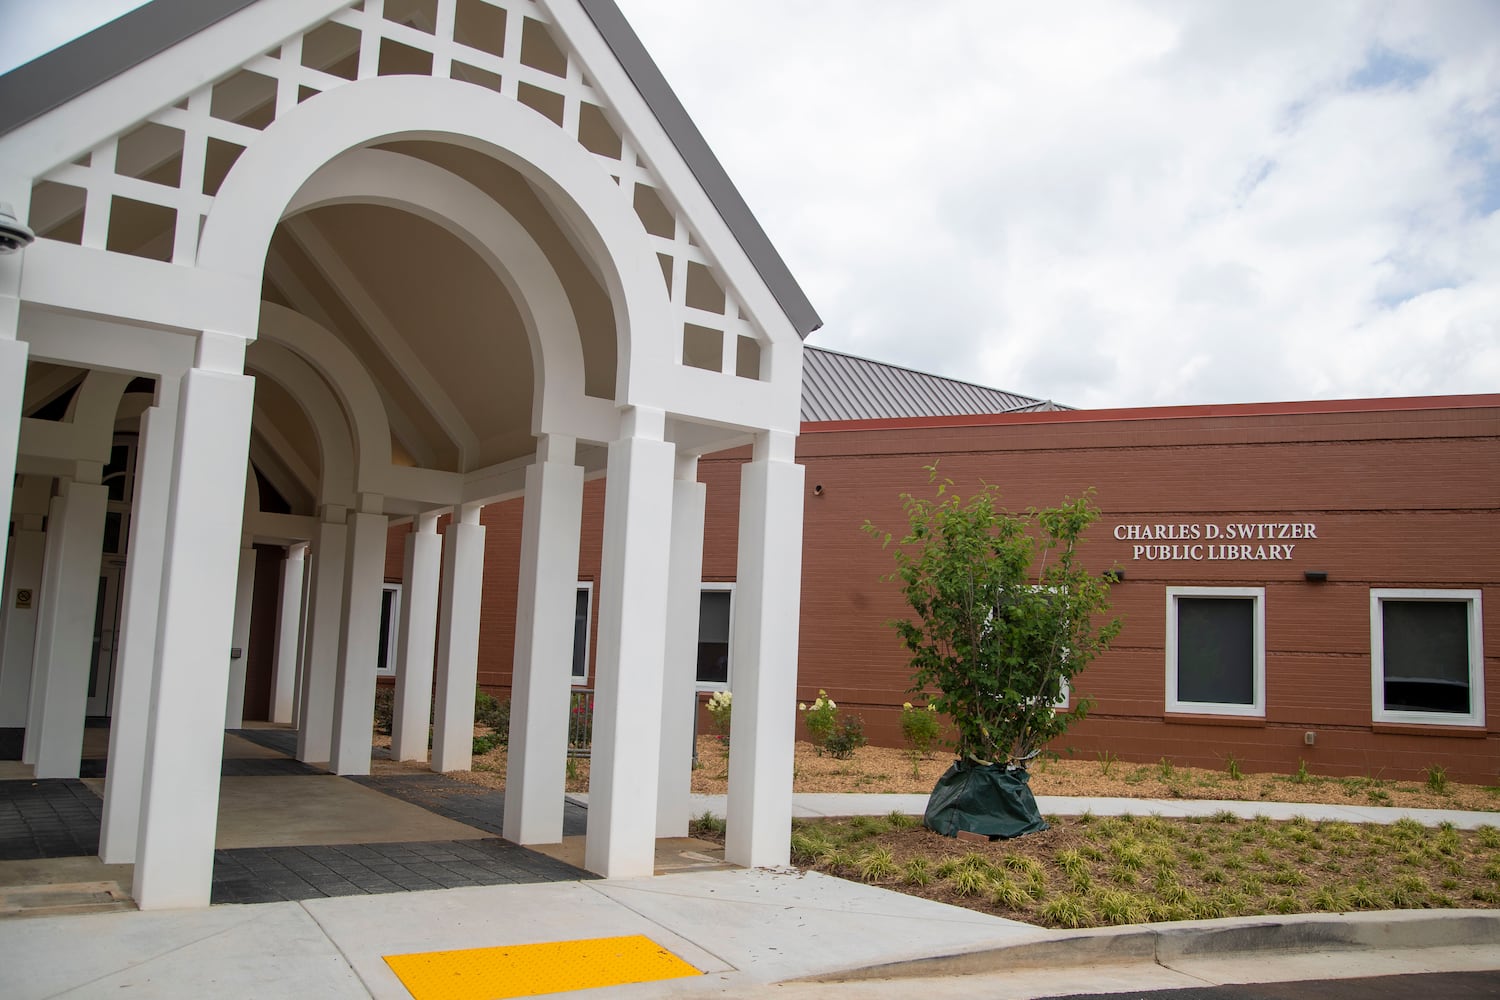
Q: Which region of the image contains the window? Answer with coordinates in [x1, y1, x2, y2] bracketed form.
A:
[696, 585, 734, 691]
[376, 583, 401, 676]
[1371, 589, 1484, 727]
[1166, 587, 1265, 717]
[571, 584, 592, 685]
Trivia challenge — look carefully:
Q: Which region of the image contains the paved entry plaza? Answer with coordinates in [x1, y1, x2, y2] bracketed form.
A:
[0, 724, 597, 910]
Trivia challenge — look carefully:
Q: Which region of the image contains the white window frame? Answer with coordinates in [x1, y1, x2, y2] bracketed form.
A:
[1165, 587, 1266, 717]
[376, 583, 401, 677]
[696, 583, 735, 693]
[1370, 588, 1485, 727]
[572, 582, 592, 686]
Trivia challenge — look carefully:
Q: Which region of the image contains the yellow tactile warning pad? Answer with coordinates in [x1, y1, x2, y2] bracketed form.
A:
[384, 934, 702, 999]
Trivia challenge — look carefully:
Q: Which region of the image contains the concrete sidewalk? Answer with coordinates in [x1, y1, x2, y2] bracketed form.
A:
[566, 791, 1500, 830]
[4, 790, 1498, 999]
[1, 867, 1043, 998]
[3, 865, 1497, 999]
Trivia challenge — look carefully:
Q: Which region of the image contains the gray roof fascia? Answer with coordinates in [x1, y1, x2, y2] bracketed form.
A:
[577, 0, 823, 338]
[799, 346, 1072, 422]
[0, 0, 261, 138]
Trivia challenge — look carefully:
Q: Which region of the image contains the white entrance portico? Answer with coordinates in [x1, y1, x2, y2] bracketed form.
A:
[0, 0, 819, 909]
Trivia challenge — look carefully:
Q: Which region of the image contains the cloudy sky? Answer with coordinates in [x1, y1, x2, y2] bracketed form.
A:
[6, 1, 1498, 408]
[616, 1, 1500, 408]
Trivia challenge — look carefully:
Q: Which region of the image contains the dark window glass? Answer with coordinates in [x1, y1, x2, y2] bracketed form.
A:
[1382, 601, 1470, 714]
[572, 588, 589, 682]
[376, 588, 396, 671]
[88, 575, 108, 696]
[102, 511, 123, 554]
[1176, 597, 1254, 705]
[696, 590, 732, 685]
[104, 443, 131, 501]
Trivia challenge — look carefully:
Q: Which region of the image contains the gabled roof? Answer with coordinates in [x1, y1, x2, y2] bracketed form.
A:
[801, 347, 1070, 422]
[0, 0, 257, 137]
[0, 0, 822, 338]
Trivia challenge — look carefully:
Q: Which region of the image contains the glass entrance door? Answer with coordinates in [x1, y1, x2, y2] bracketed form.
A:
[87, 563, 125, 716]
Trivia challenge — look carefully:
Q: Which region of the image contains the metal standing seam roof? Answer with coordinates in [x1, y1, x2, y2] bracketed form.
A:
[0, 0, 822, 339]
[800, 347, 1070, 422]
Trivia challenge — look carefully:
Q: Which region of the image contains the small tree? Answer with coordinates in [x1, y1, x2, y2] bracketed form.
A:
[865, 468, 1121, 768]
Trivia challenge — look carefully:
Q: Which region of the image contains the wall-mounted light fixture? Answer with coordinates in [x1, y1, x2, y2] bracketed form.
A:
[0, 203, 36, 254]
[1104, 568, 1125, 583]
[812, 484, 824, 496]
[1303, 570, 1328, 582]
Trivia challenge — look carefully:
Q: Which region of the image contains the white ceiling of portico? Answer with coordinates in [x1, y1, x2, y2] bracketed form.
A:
[254, 133, 623, 481]
[290, 201, 537, 472]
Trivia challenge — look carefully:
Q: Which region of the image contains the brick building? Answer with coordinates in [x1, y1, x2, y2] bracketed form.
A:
[415, 370, 1498, 785]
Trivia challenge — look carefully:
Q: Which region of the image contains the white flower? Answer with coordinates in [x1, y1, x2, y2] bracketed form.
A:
[902, 702, 913, 710]
[798, 702, 806, 710]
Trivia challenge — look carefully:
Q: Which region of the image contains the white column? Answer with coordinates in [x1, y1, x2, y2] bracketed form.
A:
[725, 431, 805, 869]
[585, 407, 675, 879]
[329, 507, 388, 775]
[504, 436, 584, 845]
[0, 521, 45, 727]
[99, 390, 177, 864]
[24, 480, 108, 779]
[291, 555, 311, 728]
[431, 503, 485, 772]
[0, 337, 28, 578]
[223, 539, 257, 729]
[657, 454, 706, 838]
[268, 543, 306, 724]
[296, 508, 347, 764]
[133, 361, 254, 910]
[21, 498, 65, 766]
[392, 511, 441, 761]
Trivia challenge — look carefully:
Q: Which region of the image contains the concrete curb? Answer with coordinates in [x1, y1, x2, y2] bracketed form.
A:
[794, 909, 1500, 983]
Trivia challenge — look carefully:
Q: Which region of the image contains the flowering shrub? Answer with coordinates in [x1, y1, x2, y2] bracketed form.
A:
[799, 690, 865, 759]
[706, 690, 733, 739]
[566, 692, 593, 750]
[900, 702, 941, 758]
[799, 690, 839, 752]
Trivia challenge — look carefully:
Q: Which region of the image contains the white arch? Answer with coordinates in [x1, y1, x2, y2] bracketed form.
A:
[243, 458, 261, 514]
[244, 339, 356, 508]
[256, 302, 392, 493]
[70, 371, 135, 448]
[285, 148, 592, 439]
[197, 75, 671, 408]
[36, 370, 134, 469]
[18, 370, 132, 473]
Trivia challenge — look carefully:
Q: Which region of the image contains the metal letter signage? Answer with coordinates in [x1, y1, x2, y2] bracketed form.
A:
[1112, 522, 1317, 562]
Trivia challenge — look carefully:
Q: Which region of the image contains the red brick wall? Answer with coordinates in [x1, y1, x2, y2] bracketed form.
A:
[384, 521, 409, 582]
[773, 401, 1500, 783]
[395, 398, 1500, 785]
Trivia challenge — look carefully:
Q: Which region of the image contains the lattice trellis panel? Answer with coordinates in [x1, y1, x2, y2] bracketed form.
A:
[27, 0, 765, 382]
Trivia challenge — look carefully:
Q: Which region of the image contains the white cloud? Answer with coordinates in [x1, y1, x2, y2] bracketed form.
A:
[619, 0, 1500, 407]
[4, 2, 1495, 408]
